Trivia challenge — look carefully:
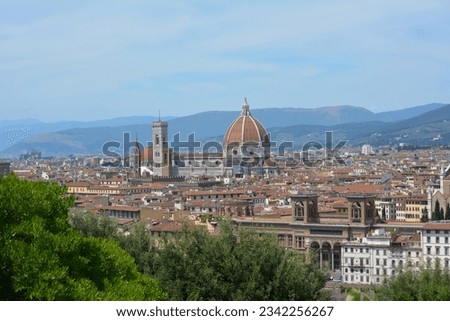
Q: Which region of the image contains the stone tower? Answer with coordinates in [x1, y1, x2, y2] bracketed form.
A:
[346, 195, 376, 225]
[132, 136, 141, 178]
[152, 120, 171, 177]
[291, 194, 320, 223]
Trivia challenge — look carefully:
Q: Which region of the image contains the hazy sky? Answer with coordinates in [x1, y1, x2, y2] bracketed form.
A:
[1, 1, 450, 121]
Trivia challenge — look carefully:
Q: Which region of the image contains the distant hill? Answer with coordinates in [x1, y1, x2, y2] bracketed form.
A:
[1, 103, 449, 157]
[375, 103, 447, 122]
[0, 115, 172, 153]
[352, 104, 450, 146]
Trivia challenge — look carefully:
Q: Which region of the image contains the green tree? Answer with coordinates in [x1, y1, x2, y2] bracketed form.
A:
[154, 223, 329, 300]
[69, 209, 118, 239]
[420, 208, 429, 223]
[433, 200, 441, 221]
[0, 174, 166, 300]
[374, 263, 450, 300]
[445, 204, 450, 220]
[70, 210, 159, 276]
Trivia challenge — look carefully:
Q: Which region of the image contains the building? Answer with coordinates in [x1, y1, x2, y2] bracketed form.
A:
[235, 193, 378, 271]
[361, 144, 373, 156]
[421, 221, 450, 269]
[0, 162, 11, 176]
[341, 228, 422, 285]
[222, 98, 271, 175]
[152, 119, 171, 177]
[133, 98, 275, 178]
[430, 163, 450, 219]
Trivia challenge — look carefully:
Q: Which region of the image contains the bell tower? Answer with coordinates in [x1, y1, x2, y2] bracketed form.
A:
[291, 194, 319, 223]
[152, 119, 171, 177]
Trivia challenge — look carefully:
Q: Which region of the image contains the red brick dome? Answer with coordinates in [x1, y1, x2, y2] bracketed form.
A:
[223, 98, 269, 147]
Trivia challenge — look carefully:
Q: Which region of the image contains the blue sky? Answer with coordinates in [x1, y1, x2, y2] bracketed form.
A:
[1, 1, 450, 121]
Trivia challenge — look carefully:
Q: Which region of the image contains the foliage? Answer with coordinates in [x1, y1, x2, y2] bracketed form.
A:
[69, 209, 118, 239]
[153, 223, 329, 301]
[70, 210, 330, 301]
[373, 263, 450, 300]
[433, 200, 443, 221]
[446, 204, 450, 220]
[420, 208, 429, 223]
[0, 174, 166, 300]
[70, 210, 160, 276]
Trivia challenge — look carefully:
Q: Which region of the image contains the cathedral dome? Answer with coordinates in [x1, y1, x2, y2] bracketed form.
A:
[223, 98, 269, 147]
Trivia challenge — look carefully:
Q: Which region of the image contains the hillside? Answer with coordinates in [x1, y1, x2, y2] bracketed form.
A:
[1, 103, 449, 157]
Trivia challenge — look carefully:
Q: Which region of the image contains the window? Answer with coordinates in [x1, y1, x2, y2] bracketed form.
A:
[436, 237, 440, 244]
[351, 248, 354, 253]
[366, 258, 369, 265]
[345, 248, 348, 252]
[376, 268, 380, 275]
[383, 259, 387, 266]
[445, 247, 449, 256]
[427, 247, 431, 255]
[376, 249, 379, 255]
[383, 250, 387, 256]
[445, 237, 449, 244]
[376, 258, 380, 265]
[427, 236, 431, 243]
[366, 248, 369, 253]
[360, 248, 363, 253]
[436, 247, 441, 255]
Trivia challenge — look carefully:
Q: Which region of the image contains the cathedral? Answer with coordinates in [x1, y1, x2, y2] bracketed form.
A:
[133, 98, 276, 178]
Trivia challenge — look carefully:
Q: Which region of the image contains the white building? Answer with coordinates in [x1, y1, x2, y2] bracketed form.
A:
[341, 229, 422, 285]
[361, 144, 373, 156]
[421, 222, 450, 269]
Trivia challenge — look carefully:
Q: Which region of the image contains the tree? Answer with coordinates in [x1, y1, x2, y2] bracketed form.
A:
[433, 200, 441, 221]
[381, 207, 386, 221]
[0, 174, 166, 300]
[420, 208, 429, 223]
[70, 210, 160, 276]
[69, 209, 118, 239]
[446, 203, 450, 220]
[154, 223, 329, 301]
[374, 262, 450, 300]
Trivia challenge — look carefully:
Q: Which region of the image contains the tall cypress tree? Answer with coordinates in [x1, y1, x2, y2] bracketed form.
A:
[433, 200, 441, 221]
[445, 203, 450, 220]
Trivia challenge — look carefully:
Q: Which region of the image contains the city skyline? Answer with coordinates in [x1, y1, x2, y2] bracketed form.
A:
[1, 1, 450, 121]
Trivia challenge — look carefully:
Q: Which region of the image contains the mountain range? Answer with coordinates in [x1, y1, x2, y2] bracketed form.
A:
[1, 103, 448, 157]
